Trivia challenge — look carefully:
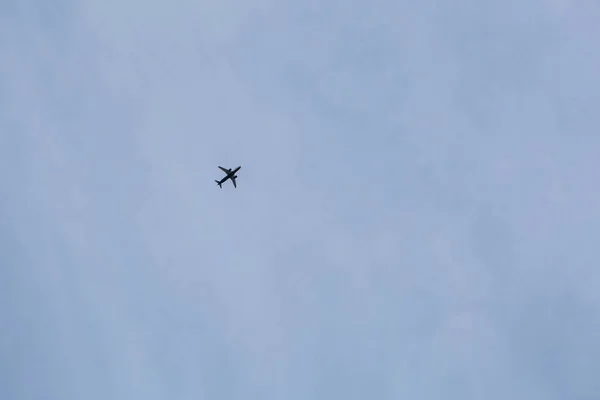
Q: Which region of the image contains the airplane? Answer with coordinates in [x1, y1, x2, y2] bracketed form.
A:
[215, 165, 242, 188]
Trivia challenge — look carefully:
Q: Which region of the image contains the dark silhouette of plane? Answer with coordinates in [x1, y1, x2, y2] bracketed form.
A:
[215, 165, 241, 188]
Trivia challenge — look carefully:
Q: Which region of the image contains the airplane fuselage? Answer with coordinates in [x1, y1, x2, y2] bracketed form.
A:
[218, 166, 241, 183]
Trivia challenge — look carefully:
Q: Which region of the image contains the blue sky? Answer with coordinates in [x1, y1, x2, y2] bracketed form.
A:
[2, 1, 600, 399]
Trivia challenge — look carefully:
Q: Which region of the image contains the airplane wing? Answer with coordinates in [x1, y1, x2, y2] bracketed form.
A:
[231, 176, 237, 188]
[219, 166, 231, 174]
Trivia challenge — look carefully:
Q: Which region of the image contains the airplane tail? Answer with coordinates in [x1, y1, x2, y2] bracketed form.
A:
[215, 180, 222, 188]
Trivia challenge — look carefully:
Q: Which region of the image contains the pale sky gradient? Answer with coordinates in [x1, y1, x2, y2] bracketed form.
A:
[2, 1, 600, 399]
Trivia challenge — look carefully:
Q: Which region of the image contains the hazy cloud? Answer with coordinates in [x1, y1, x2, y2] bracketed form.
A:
[2, 1, 599, 399]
